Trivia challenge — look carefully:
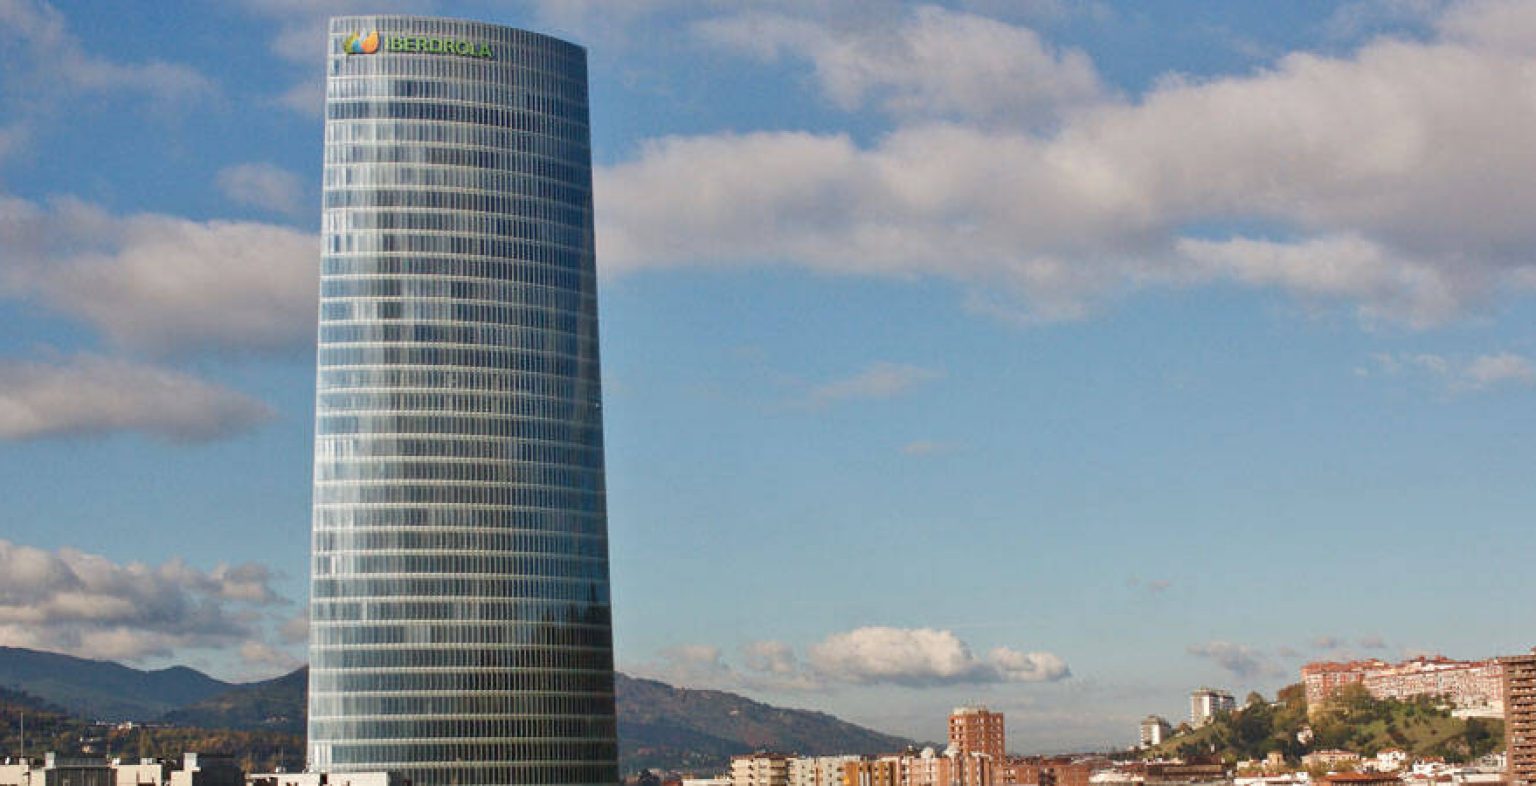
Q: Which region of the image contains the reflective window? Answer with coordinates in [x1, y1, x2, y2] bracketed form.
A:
[311, 16, 616, 786]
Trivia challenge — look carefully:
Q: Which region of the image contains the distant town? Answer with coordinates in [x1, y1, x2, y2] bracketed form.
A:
[6, 649, 1535, 786]
[656, 649, 1536, 786]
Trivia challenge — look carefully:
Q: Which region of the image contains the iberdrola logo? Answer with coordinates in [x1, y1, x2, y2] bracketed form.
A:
[343, 31, 380, 54]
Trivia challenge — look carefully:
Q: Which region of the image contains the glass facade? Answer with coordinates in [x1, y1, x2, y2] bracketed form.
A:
[310, 16, 616, 786]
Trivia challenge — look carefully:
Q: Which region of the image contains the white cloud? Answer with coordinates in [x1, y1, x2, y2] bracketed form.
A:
[0, 538, 285, 663]
[600, 6, 1536, 326]
[697, 5, 1102, 124]
[1366, 350, 1535, 391]
[808, 362, 942, 407]
[807, 626, 1069, 686]
[217, 163, 306, 216]
[1325, 0, 1447, 41]
[1176, 235, 1470, 328]
[275, 78, 325, 116]
[235, 0, 427, 114]
[633, 644, 737, 687]
[1464, 352, 1536, 388]
[0, 354, 273, 442]
[0, 196, 318, 355]
[629, 642, 822, 693]
[278, 609, 309, 645]
[0, 0, 213, 101]
[237, 640, 304, 676]
[632, 627, 1068, 692]
[740, 640, 801, 676]
[0, 123, 25, 164]
[1188, 640, 1274, 678]
[1312, 635, 1346, 650]
[1438, 0, 1536, 53]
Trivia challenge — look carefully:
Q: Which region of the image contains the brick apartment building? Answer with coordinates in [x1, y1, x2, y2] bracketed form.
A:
[1301, 656, 1504, 714]
[950, 706, 1007, 765]
[1000, 758, 1095, 786]
[1502, 650, 1536, 786]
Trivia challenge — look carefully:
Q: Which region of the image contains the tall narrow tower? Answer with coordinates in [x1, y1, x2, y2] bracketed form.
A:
[310, 16, 616, 786]
[948, 706, 1005, 763]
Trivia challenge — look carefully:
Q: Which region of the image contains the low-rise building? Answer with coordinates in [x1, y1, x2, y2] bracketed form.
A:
[1234, 774, 1310, 786]
[1301, 751, 1361, 772]
[790, 757, 858, 786]
[842, 758, 899, 786]
[39, 754, 113, 786]
[1002, 757, 1095, 786]
[168, 755, 239, 786]
[1145, 762, 1226, 784]
[0, 762, 39, 786]
[733, 755, 791, 786]
[1316, 774, 1399, 786]
[112, 760, 164, 786]
[1368, 751, 1406, 773]
[245, 773, 400, 786]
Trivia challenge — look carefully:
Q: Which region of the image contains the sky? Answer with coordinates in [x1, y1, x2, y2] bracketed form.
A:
[1, 0, 1535, 756]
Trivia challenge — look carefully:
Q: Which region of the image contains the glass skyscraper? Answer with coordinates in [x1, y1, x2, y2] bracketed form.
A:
[310, 16, 616, 786]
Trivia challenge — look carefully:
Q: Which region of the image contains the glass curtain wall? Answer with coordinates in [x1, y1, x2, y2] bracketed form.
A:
[310, 16, 617, 786]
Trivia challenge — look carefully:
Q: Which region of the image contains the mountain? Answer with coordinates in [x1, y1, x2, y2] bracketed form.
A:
[0, 648, 916, 773]
[0, 684, 80, 753]
[0, 647, 231, 721]
[163, 668, 307, 735]
[616, 673, 917, 772]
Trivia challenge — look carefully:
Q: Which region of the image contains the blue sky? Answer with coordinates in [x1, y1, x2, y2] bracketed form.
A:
[2, 0, 1535, 754]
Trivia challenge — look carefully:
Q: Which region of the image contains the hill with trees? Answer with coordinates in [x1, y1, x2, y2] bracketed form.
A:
[0, 683, 303, 772]
[1149, 684, 1503, 765]
[0, 647, 230, 721]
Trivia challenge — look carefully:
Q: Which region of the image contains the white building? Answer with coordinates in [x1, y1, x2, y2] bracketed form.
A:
[732, 755, 791, 786]
[1370, 750, 1407, 773]
[0, 763, 38, 786]
[1190, 688, 1236, 727]
[112, 760, 164, 786]
[789, 757, 858, 786]
[246, 772, 401, 786]
[1140, 715, 1172, 747]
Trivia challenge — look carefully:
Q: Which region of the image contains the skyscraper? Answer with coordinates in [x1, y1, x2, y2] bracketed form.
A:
[310, 16, 616, 786]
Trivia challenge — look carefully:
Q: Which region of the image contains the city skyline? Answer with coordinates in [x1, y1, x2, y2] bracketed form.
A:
[1, 0, 1534, 754]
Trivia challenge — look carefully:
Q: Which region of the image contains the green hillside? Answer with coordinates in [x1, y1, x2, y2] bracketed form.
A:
[163, 669, 306, 735]
[0, 685, 302, 772]
[1149, 684, 1502, 765]
[0, 647, 230, 721]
